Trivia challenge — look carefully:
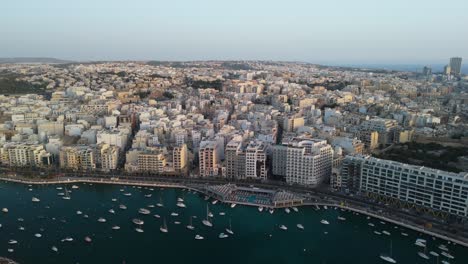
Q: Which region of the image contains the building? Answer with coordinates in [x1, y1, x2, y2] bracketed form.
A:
[137, 150, 167, 173]
[272, 138, 333, 186]
[225, 140, 243, 179]
[449, 57, 462, 76]
[96, 130, 129, 151]
[98, 143, 119, 171]
[199, 140, 219, 177]
[422, 66, 432, 76]
[340, 155, 468, 218]
[283, 116, 305, 132]
[244, 141, 268, 180]
[360, 118, 397, 145]
[59, 145, 96, 170]
[0, 142, 52, 167]
[173, 144, 188, 171]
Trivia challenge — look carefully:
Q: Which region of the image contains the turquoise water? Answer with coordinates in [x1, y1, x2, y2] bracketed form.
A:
[0, 181, 466, 264]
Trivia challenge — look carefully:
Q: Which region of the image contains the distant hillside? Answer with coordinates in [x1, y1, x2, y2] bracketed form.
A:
[0, 57, 73, 64]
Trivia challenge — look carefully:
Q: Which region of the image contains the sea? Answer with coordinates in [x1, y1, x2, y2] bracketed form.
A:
[0, 181, 466, 264]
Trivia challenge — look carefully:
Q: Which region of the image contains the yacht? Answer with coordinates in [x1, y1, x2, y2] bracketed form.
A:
[202, 205, 213, 227]
[292, 207, 299, 212]
[195, 235, 204, 240]
[382, 230, 391, 236]
[2, 208, 9, 213]
[219, 212, 226, 216]
[62, 188, 71, 200]
[269, 209, 274, 214]
[212, 200, 218, 205]
[429, 251, 439, 257]
[230, 203, 237, 208]
[8, 240, 18, 244]
[374, 231, 382, 235]
[135, 228, 144, 233]
[401, 232, 408, 236]
[97, 217, 107, 223]
[379, 240, 397, 263]
[72, 185, 79, 189]
[154, 214, 161, 218]
[441, 261, 451, 264]
[324, 206, 328, 210]
[418, 252, 430, 260]
[338, 216, 346, 221]
[160, 218, 168, 233]
[144, 194, 152, 198]
[258, 207, 264, 212]
[225, 219, 234, 235]
[123, 193, 132, 196]
[176, 202, 186, 208]
[51, 246, 58, 252]
[438, 244, 449, 251]
[177, 197, 184, 202]
[147, 204, 155, 208]
[119, 204, 127, 210]
[218, 233, 229, 239]
[108, 209, 115, 214]
[285, 208, 291, 214]
[56, 187, 63, 190]
[297, 224, 304, 230]
[132, 218, 144, 225]
[64, 237, 73, 242]
[186, 216, 195, 230]
[32, 197, 40, 202]
[83, 214, 89, 218]
[139, 208, 151, 215]
[279, 225, 288, 230]
[320, 219, 330, 225]
[368, 223, 375, 227]
[441, 252, 454, 259]
[174, 221, 181, 225]
[85, 236, 92, 243]
[76, 211, 83, 215]
[170, 212, 179, 217]
[57, 192, 65, 196]
[112, 226, 121, 230]
[35, 233, 42, 238]
[111, 198, 117, 202]
[18, 226, 25, 231]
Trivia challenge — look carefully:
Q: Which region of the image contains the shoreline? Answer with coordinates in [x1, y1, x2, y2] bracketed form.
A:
[1, 176, 467, 248]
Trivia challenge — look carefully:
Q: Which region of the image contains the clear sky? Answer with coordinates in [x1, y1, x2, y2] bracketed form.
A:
[1, 0, 467, 64]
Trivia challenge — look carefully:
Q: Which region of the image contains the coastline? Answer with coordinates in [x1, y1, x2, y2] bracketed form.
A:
[1, 175, 467, 248]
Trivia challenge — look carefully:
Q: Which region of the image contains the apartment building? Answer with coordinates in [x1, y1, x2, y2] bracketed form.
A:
[199, 140, 219, 177]
[173, 144, 188, 171]
[0, 142, 52, 167]
[59, 145, 96, 170]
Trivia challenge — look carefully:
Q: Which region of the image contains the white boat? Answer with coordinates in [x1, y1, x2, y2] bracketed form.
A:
[226, 219, 234, 235]
[72, 185, 79, 189]
[76, 211, 83, 215]
[438, 244, 449, 251]
[429, 251, 439, 257]
[8, 240, 18, 244]
[171, 212, 179, 217]
[374, 231, 382, 235]
[208, 212, 214, 218]
[174, 221, 181, 225]
[139, 208, 151, 215]
[418, 252, 430, 260]
[132, 218, 144, 225]
[285, 208, 291, 214]
[324, 206, 328, 210]
[269, 209, 274, 214]
[292, 207, 299, 212]
[35, 233, 42, 238]
[32, 197, 40, 202]
[160, 218, 168, 233]
[202, 205, 213, 227]
[176, 202, 186, 208]
[154, 214, 161, 218]
[135, 228, 144, 233]
[382, 230, 391, 236]
[64, 237, 73, 242]
[56, 187, 63, 190]
[230, 203, 237, 208]
[83, 214, 89, 218]
[85, 236, 92, 243]
[258, 207, 264, 212]
[123, 193, 132, 196]
[297, 224, 304, 230]
[212, 200, 218, 205]
[177, 198, 184, 202]
[57, 192, 65, 196]
[218, 233, 229, 239]
[441, 252, 454, 259]
[112, 226, 120, 230]
[111, 198, 117, 202]
[144, 194, 152, 198]
[18, 226, 25, 231]
[108, 209, 115, 214]
[8, 249, 14, 253]
[338, 216, 346, 221]
[279, 225, 288, 230]
[401, 232, 408, 236]
[119, 204, 127, 210]
[157, 203, 164, 207]
[320, 219, 330, 225]
[62, 188, 71, 200]
[380, 241, 397, 263]
[195, 235, 204, 240]
[219, 212, 226, 216]
[441, 261, 451, 264]
[147, 204, 155, 208]
[2, 208, 8, 213]
[97, 217, 106, 223]
[186, 216, 195, 230]
[51, 246, 58, 252]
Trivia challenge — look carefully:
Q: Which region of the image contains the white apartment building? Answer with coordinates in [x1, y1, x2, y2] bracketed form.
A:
[0, 142, 52, 167]
[341, 155, 468, 218]
[98, 143, 119, 171]
[97, 130, 129, 151]
[245, 141, 268, 180]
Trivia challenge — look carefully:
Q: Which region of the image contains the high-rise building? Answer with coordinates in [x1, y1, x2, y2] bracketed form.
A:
[59, 145, 96, 170]
[422, 66, 432, 76]
[449, 57, 462, 76]
[225, 140, 243, 179]
[340, 155, 468, 218]
[173, 144, 188, 171]
[98, 143, 119, 171]
[360, 118, 398, 145]
[137, 150, 167, 173]
[245, 141, 268, 180]
[0, 142, 52, 167]
[199, 140, 219, 177]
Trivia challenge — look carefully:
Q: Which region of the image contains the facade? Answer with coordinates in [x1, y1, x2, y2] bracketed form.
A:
[225, 140, 243, 179]
[244, 141, 268, 180]
[449, 57, 462, 76]
[59, 145, 96, 170]
[283, 116, 305, 132]
[96, 130, 129, 151]
[199, 140, 219, 177]
[173, 144, 188, 171]
[98, 143, 119, 171]
[137, 150, 167, 173]
[360, 118, 397, 145]
[340, 155, 468, 218]
[0, 143, 52, 167]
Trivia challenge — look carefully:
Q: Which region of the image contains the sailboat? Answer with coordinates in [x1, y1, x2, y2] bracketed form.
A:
[418, 243, 430, 260]
[160, 218, 168, 233]
[225, 219, 234, 235]
[202, 204, 213, 227]
[380, 240, 397, 263]
[62, 188, 71, 200]
[157, 196, 164, 207]
[186, 216, 195, 230]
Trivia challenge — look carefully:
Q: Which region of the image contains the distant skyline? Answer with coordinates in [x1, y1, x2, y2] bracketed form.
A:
[1, 0, 467, 64]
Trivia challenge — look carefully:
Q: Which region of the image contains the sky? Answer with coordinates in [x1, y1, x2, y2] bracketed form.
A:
[1, 0, 467, 64]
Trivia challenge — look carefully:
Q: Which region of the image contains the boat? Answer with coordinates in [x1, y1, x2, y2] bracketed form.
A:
[218, 233, 229, 239]
[226, 219, 234, 235]
[144, 194, 152, 198]
[374, 231, 382, 235]
[279, 225, 288, 230]
[139, 208, 151, 215]
[219, 212, 225, 216]
[111, 198, 117, 202]
[418, 252, 430, 260]
[154, 214, 161, 218]
[112, 226, 120, 230]
[76, 211, 83, 215]
[177, 198, 184, 202]
[135, 228, 144, 233]
[269, 209, 274, 214]
[85, 236, 92, 243]
[56, 187, 63, 190]
[51, 246, 58, 252]
[83, 214, 89, 218]
[212, 200, 218, 205]
[157, 196, 164, 207]
[97, 217, 106, 223]
[72, 185, 79, 189]
[62, 188, 71, 200]
[17, 218, 24, 222]
[170, 212, 179, 217]
[324, 206, 328, 209]
[119, 204, 127, 210]
[2, 208, 9, 213]
[258, 207, 264, 212]
[160, 218, 168, 233]
[230, 203, 237, 208]
[8, 240, 18, 244]
[147, 204, 155, 208]
[320, 219, 330, 225]
[174, 221, 181, 225]
[401, 232, 408, 236]
[195, 235, 204, 240]
[429, 251, 439, 257]
[176, 202, 186, 208]
[382, 230, 391, 236]
[186, 216, 195, 230]
[108, 209, 115, 214]
[123, 193, 132, 196]
[132, 218, 144, 225]
[202, 204, 213, 227]
[297, 224, 304, 230]
[35, 233, 42, 238]
[57, 192, 65, 196]
[338, 216, 346, 221]
[32, 197, 40, 202]
[379, 240, 397, 263]
[285, 208, 291, 214]
[441, 252, 454, 259]
[208, 211, 214, 218]
[292, 207, 299, 212]
[438, 244, 449, 251]
[441, 261, 451, 264]
[18, 226, 25, 231]
[64, 237, 73, 242]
